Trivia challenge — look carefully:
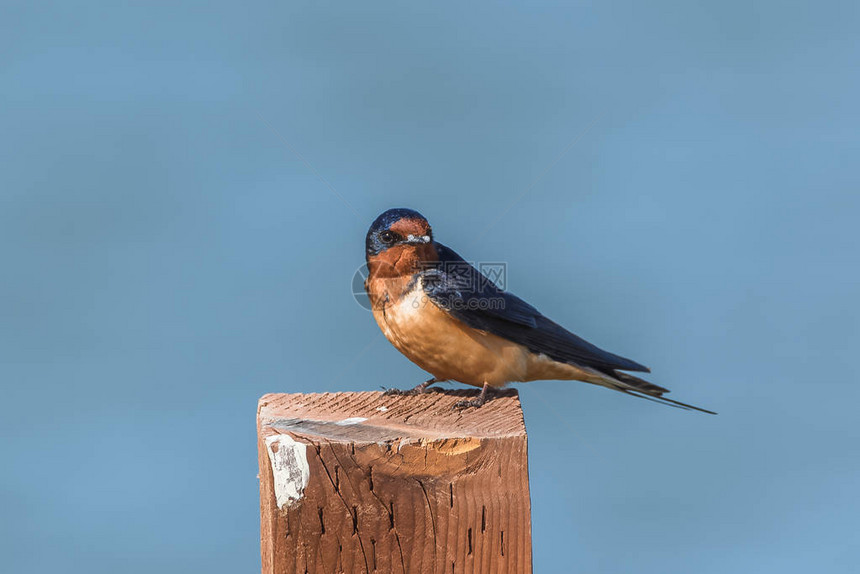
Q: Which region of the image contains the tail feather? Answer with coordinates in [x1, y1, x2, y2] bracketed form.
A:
[617, 387, 717, 415]
[590, 368, 716, 415]
[611, 370, 670, 395]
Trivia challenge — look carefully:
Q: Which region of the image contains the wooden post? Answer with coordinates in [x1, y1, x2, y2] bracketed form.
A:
[257, 389, 532, 574]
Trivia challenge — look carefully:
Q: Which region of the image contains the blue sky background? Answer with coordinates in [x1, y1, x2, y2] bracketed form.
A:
[2, 2, 858, 572]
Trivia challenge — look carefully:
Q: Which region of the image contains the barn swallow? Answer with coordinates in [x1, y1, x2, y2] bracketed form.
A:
[364, 207, 714, 413]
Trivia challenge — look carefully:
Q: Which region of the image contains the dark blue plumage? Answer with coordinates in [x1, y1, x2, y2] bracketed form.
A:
[422, 242, 652, 375]
[366, 207, 428, 256]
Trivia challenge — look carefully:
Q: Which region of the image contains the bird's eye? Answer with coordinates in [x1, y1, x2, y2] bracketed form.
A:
[380, 230, 395, 244]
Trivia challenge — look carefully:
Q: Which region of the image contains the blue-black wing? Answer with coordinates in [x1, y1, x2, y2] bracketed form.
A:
[422, 243, 650, 374]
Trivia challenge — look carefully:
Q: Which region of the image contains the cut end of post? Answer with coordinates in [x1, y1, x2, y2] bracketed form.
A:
[257, 389, 532, 574]
[258, 389, 526, 445]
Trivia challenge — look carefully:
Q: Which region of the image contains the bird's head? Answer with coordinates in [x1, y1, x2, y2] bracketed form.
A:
[365, 208, 438, 277]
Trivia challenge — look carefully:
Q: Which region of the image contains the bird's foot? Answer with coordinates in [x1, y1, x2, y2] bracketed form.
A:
[383, 387, 425, 396]
[452, 383, 493, 410]
[453, 396, 488, 410]
[383, 378, 438, 397]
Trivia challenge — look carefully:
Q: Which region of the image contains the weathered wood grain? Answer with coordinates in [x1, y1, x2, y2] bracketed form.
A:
[257, 389, 532, 574]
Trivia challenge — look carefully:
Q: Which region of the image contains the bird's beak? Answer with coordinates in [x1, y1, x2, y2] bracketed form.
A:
[405, 234, 431, 244]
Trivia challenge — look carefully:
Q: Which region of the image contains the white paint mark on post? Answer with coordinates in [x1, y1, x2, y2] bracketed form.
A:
[397, 437, 416, 452]
[335, 417, 367, 426]
[265, 434, 310, 509]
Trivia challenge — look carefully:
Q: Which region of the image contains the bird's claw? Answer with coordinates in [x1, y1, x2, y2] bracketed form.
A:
[453, 398, 485, 410]
[384, 379, 438, 396]
[384, 387, 424, 396]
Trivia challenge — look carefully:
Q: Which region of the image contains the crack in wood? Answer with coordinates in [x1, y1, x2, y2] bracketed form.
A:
[417, 479, 437, 561]
[313, 441, 371, 573]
